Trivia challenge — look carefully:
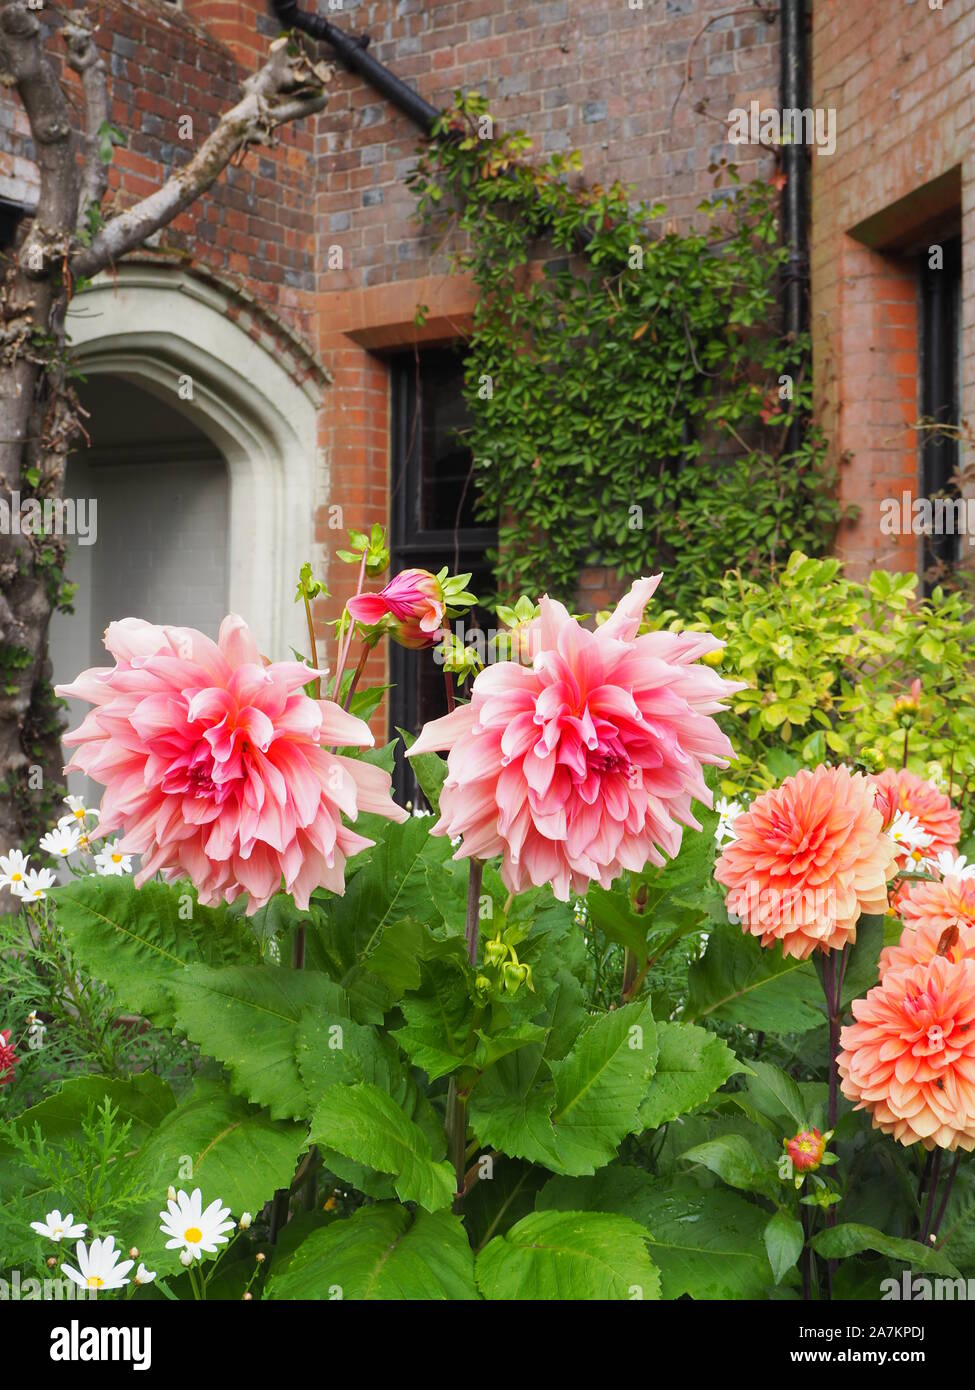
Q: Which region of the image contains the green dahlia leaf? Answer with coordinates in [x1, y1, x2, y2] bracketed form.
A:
[475, 1209, 660, 1300]
[638, 1021, 740, 1129]
[266, 1204, 476, 1300]
[309, 1082, 455, 1212]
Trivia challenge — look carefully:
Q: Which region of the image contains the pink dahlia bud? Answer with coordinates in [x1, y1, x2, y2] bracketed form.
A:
[784, 1128, 826, 1173]
[407, 576, 745, 901]
[54, 614, 408, 914]
[0, 1028, 17, 1086]
[346, 568, 445, 650]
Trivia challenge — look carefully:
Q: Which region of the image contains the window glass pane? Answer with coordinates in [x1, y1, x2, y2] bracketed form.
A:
[419, 351, 478, 533]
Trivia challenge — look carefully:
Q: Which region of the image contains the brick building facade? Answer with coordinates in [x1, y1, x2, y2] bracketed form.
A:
[3, 0, 966, 753]
[810, 0, 971, 580]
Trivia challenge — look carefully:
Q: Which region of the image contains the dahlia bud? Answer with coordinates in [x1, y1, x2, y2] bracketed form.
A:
[484, 937, 508, 967]
[502, 960, 533, 996]
[347, 568, 445, 650]
[784, 1127, 827, 1173]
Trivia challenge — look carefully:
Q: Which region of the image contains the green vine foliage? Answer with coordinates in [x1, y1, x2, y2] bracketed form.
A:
[409, 93, 845, 611]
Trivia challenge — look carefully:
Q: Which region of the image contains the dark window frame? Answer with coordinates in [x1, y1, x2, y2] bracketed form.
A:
[387, 346, 496, 806]
[919, 234, 962, 584]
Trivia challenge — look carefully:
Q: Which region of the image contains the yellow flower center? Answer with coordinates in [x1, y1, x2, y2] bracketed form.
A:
[112, 854, 123, 863]
[73, 809, 85, 820]
[11, 872, 21, 881]
[86, 1275, 104, 1289]
[184, 1226, 202, 1243]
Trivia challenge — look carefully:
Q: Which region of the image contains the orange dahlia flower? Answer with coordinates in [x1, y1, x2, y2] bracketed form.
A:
[899, 875, 975, 938]
[837, 954, 975, 1150]
[870, 769, 960, 862]
[879, 918, 975, 980]
[714, 765, 898, 960]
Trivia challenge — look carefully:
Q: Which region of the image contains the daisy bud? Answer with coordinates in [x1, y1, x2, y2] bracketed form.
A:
[179, 1249, 194, 1267]
[46, 1257, 57, 1268]
[239, 1211, 253, 1230]
[129, 1247, 139, 1259]
[167, 1185, 177, 1201]
[242, 1292, 253, 1301]
[255, 1251, 266, 1264]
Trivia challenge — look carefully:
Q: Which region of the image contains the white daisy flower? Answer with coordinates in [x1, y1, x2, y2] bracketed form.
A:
[94, 841, 132, 877]
[889, 811, 934, 864]
[0, 848, 30, 893]
[133, 1263, 156, 1286]
[934, 850, 975, 881]
[159, 1188, 235, 1261]
[58, 795, 99, 830]
[30, 1209, 87, 1243]
[39, 825, 80, 859]
[715, 797, 745, 847]
[16, 867, 57, 901]
[61, 1236, 134, 1292]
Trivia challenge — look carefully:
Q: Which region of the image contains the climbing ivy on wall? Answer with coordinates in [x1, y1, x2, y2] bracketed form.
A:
[410, 93, 846, 614]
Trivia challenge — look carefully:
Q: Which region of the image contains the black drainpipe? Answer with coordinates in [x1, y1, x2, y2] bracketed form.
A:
[779, 0, 808, 456]
[268, 0, 440, 134]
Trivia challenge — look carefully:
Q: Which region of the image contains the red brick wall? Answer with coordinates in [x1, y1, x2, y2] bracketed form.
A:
[811, 0, 973, 579]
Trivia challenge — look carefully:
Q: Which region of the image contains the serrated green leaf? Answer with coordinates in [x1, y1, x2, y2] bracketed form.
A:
[547, 998, 657, 1175]
[265, 1204, 476, 1300]
[537, 1168, 773, 1299]
[309, 1082, 454, 1211]
[682, 1132, 779, 1199]
[638, 1021, 740, 1129]
[685, 921, 824, 1033]
[475, 1209, 660, 1300]
[169, 965, 349, 1120]
[53, 876, 256, 1027]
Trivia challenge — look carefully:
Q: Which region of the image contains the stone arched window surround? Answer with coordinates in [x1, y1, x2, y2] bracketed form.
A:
[65, 263, 327, 659]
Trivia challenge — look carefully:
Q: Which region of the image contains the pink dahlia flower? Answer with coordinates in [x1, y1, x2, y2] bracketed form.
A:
[55, 615, 407, 913]
[0, 1028, 16, 1086]
[838, 953, 975, 1151]
[898, 874, 975, 938]
[714, 765, 898, 960]
[406, 577, 742, 900]
[879, 918, 975, 980]
[870, 768, 960, 863]
[346, 568, 444, 649]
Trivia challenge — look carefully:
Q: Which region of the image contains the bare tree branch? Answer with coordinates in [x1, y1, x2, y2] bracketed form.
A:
[71, 36, 331, 280]
[62, 8, 109, 232]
